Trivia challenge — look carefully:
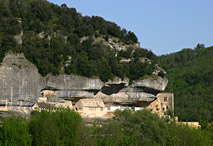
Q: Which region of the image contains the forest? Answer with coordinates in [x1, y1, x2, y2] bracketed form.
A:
[158, 44, 213, 122]
[0, 109, 212, 146]
[0, 0, 157, 82]
[0, 0, 212, 123]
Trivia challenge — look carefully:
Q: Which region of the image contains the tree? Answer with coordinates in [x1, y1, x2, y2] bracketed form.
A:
[29, 111, 60, 146]
[0, 117, 32, 146]
[113, 109, 169, 146]
[54, 109, 83, 146]
[167, 122, 212, 146]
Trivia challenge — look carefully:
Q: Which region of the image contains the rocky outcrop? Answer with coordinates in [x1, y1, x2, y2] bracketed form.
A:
[46, 75, 103, 99]
[0, 53, 45, 107]
[14, 31, 23, 45]
[96, 77, 168, 105]
[0, 54, 168, 111]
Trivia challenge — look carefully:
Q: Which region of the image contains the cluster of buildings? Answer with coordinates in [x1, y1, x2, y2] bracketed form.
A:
[31, 90, 174, 119]
[0, 90, 202, 128]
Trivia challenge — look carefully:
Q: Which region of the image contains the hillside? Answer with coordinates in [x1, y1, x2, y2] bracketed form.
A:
[0, 0, 158, 82]
[158, 44, 213, 122]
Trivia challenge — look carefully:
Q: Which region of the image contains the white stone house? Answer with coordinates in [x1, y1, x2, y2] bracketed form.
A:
[74, 98, 106, 118]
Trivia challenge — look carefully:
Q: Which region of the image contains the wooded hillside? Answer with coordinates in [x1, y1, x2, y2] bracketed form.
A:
[0, 0, 157, 82]
[158, 44, 213, 122]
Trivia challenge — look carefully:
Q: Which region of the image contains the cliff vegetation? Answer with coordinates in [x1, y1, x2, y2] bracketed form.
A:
[158, 44, 213, 122]
[0, 0, 157, 82]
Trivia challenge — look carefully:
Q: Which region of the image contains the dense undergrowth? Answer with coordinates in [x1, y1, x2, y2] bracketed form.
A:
[0, 109, 212, 146]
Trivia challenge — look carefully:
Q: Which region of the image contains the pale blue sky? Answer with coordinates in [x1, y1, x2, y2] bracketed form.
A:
[48, 0, 213, 55]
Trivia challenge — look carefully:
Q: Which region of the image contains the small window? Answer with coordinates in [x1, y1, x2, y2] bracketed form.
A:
[164, 97, 167, 102]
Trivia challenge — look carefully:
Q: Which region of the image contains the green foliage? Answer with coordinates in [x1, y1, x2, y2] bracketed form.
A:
[0, 0, 157, 82]
[199, 120, 209, 130]
[167, 122, 212, 146]
[29, 109, 82, 146]
[113, 109, 169, 146]
[54, 109, 83, 146]
[0, 117, 32, 146]
[0, 109, 212, 146]
[158, 45, 213, 122]
[29, 111, 61, 146]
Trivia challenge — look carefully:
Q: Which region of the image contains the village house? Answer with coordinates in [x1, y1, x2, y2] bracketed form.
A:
[74, 98, 106, 118]
[32, 100, 73, 112]
[147, 92, 174, 117]
[40, 90, 57, 102]
[33, 90, 73, 112]
[157, 92, 174, 113]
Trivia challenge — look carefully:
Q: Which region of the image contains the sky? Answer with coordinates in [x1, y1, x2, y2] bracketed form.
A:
[48, 0, 213, 55]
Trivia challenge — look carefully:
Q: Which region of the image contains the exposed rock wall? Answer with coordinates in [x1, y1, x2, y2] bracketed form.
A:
[96, 77, 168, 105]
[0, 54, 168, 110]
[0, 54, 45, 107]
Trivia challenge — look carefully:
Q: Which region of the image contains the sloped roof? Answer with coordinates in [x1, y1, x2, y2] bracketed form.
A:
[77, 98, 105, 108]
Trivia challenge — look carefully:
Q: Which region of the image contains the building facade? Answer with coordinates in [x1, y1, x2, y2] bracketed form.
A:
[74, 98, 106, 118]
[147, 92, 174, 117]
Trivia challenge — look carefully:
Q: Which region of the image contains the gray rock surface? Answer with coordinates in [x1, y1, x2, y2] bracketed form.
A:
[0, 54, 168, 110]
[46, 75, 103, 99]
[96, 77, 168, 105]
[0, 53, 45, 106]
[14, 31, 23, 45]
[46, 75, 103, 90]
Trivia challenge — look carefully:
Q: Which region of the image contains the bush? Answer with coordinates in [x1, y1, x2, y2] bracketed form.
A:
[0, 117, 32, 146]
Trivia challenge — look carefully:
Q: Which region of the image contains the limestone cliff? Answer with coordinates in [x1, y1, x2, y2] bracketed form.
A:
[0, 54, 45, 107]
[0, 54, 168, 110]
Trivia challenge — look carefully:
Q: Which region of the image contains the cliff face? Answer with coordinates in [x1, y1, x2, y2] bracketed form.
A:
[0, 54, 45, 107]
[0, 54, 168, 109]
[96, 77, 168, 105]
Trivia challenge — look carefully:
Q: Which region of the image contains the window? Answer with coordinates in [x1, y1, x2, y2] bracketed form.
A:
[164, 97, 167, 102]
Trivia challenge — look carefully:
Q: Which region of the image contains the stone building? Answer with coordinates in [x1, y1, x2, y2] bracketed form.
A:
[40, 90, 57, 102]
[34, 90, 73, 112]
[157, 92, 174, 113]
[74, 98, 106, 118]
[32, 100, 73, 112]
[147, 92, 174, 117]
